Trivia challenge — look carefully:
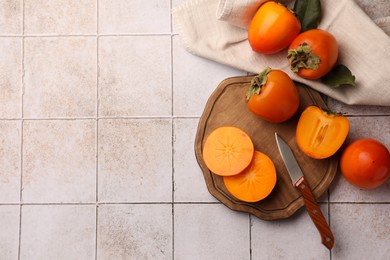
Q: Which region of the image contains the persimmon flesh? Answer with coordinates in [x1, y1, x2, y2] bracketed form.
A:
[296, 106, 349, 159]
[224, 151, 277, 202]
[202, 126, 254, 176]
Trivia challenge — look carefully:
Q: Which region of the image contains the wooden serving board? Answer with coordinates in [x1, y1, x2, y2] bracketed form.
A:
[195, 75, 338, 220]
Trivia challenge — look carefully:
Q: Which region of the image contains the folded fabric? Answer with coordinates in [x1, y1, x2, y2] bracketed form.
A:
[172, 0, 390, 106]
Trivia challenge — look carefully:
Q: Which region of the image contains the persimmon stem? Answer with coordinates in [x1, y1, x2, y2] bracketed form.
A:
[246, 67, 272, 101]
[288, 43, 321, 72]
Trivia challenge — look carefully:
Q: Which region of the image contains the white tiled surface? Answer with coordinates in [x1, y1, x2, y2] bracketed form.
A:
[0, 0, 389, 259]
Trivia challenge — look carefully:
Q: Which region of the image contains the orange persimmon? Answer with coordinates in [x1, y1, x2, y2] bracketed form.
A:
[296, 106, 349, 159]
[203, 126, 254, 176]
[224, 151, 277, 202]
[341, 138, 390, 190]
[248, 1, 301, 54]
[246, 67, 300, 123]
[288, 29, 338, 79]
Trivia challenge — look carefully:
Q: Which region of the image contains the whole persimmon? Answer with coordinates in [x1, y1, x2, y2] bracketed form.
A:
[288, 29, 338, 79]
[340, 138, 390, 190]
[248, 1, 301, 54]
[246, 67, 300, 123]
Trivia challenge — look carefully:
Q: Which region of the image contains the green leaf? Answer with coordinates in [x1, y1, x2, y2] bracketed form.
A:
[321, 65, 357, 88]
[293, 0, 322, 32]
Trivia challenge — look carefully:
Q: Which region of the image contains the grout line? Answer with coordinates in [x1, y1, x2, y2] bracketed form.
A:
[95, 2, 99, 259]
[0, 115, 199, 121]
[0, 116, 201, 121]
[167, 3, 175, 251]
[18, 1, 25, 258]
[98, 33, 175, 37]
[15, 202, 97, 205]
[19, 117, 98, 120]
[328, 189, 332, 260]
[249, 214, 252, 260]
[18, 120, 23, 260]
[96, 0, 99, 36]
[0, 33, 181, 37]
[95, 205, 98, 260]
[0, 35, 23, 37]
[344, 114, 390, 118]
[22, 34, 98, 38]
[171, 120, 175, 260]
[2, 201, 390, 206]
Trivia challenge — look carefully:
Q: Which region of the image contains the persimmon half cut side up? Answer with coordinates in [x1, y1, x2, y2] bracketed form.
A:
[296, 106, 349, 159]
[223, 151, 277, 202]
[202, 126, 254, 176]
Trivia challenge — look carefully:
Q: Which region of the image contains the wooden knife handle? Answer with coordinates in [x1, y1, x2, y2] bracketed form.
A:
[296, 177, 334, 249]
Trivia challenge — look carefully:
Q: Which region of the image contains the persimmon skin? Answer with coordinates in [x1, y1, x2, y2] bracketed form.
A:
[341, 139, 390, 190]
[223, 151, 277, 202]
[296, 106, 349, 159]
[247, 70, 300, 123]
[248, 1, 301, 54]
[202, 126, 254, 176]
[289, 29, 338, 79]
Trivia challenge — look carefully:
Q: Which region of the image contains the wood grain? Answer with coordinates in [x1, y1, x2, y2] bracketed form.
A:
[194, 75, 338, 220]
[295, 177, 334, 249]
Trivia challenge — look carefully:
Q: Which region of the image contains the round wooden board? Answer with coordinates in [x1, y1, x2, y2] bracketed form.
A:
[195, 75, 338, 220]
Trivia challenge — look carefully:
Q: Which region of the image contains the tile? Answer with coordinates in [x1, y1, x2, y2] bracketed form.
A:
[22, 120, 96, 203]
[173, 118, 217, 202]
[330, 116, 390, 202]
[24, 0, 97, 35]
[330, 173, 390, 203]
[0, 120, 21, 203]
[345, 116, 390, 147]
[331, 204, 390, 260]
[24, 37, 97, 118]
[99, 0, 170, 34]
[327, 98, 390, 116]
[98, 36, 171, 117]
[98, 119, 172, 202]
[251, 205, 330, 260]
[97, 204, 172, 260]
[174, 204, 250, 260]
[0, 205, 20, 260]
[0, 0, 22, 34]
[0, 38, 22, 118]
[173, 35, 247, 117]
[20, 205, 95, 260]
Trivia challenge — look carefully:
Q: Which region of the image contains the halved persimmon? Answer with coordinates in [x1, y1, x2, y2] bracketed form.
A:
[296, 106, 349, 159]
[223, 151, 277, 202]
[202, 126, 254, 176]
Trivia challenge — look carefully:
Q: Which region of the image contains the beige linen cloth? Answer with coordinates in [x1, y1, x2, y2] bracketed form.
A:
[172, 0, 390, 106]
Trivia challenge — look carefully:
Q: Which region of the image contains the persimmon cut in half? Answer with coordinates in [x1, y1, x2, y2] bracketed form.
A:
[202, 126, 254, 176]
[296, 106, 349, 159]
[223, 151, 277, 202]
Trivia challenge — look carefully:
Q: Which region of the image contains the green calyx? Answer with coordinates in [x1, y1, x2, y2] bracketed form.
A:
[287, 43, 321, 73]
[246, 67, 272, 101]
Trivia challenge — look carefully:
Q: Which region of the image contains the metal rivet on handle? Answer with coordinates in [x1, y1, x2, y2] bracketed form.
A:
[326, 237, 331, 242]
[301, 184, 306, 189]
[313, 209, 317, 215]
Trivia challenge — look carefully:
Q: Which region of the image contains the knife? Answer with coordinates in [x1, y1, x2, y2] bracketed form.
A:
[275, 132, 334, 249]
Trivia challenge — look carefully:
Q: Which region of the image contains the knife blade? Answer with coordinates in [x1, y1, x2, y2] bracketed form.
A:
[275, 132, 334, 249]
